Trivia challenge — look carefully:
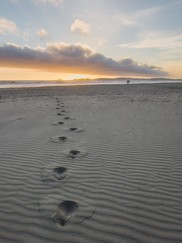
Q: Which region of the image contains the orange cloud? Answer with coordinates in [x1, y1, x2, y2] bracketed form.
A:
[0, 18, 17, 35]
[36, 28, 50, 39]
[0, 42, 168, 77]
[71, 19, 90, 35]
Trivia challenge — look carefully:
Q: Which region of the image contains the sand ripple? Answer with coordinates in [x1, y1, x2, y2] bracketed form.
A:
[0, 85, 182, 242]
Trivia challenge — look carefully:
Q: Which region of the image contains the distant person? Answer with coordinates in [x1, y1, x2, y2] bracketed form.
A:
[127, 80, 130, 84]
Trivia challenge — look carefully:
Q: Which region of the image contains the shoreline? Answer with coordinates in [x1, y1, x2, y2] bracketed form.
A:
[0, 81, 182, 90]
[1, 82, 182, 95]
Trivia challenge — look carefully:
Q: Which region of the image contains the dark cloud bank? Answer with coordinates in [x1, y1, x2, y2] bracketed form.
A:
[0, 43, 168, 77]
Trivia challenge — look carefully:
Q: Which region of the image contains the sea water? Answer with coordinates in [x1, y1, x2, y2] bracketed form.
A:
[0, 79, 181, 89]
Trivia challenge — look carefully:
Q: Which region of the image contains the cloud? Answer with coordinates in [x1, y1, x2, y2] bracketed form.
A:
[0, 18, 17, 35]
[118, 1, 182, 27]
[7, 0, 63, 6]
[120, 17, 136, 27]
[36, 28, 50, 39]
[71, 19, 90, 35]
[119, 32, 182, 49]
[0, 42, 168, 77]
[117, 6, 162, 28]
[33, 0, 63, 7]
[97, 38, 107, 46]
[7, 0, 20, 3]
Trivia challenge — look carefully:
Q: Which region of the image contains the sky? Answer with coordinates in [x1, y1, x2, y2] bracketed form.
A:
[0, 0, 182, 80]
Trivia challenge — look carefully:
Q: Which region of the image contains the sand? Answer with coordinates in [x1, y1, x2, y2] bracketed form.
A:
[0, 84, 182, 243]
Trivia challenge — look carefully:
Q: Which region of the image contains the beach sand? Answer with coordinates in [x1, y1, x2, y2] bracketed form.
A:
[0, 84, 182, 243]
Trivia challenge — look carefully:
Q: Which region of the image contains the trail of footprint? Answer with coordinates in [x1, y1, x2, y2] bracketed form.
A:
[42, 99, 92, 227]
[56, 100, 61, 106]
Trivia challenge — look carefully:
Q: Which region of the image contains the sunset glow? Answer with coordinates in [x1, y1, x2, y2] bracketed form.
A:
[0, 0, 182, 80]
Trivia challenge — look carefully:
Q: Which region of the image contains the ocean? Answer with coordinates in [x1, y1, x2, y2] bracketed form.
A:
[0, 79, 181, 89]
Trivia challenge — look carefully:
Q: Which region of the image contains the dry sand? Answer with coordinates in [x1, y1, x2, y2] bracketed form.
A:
[0, 84, 182, 243]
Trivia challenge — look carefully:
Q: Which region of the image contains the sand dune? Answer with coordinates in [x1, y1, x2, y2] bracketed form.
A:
[0, 84, 182, 242]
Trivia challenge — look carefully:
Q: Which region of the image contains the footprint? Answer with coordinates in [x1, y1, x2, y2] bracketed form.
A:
[13, 117, 23, 121]
[52, 121, 64, 126]
[54, 200, 79, 226]
[53, 167, 67, 180]
[68, 150, 88, 158]
[50, 136, 67, 143]
[42, 165, 67, 183]
[57, 121, 64, 125]
[56, 107, 60, 110]
[39, 195, 95, 227]
[58, 136, 67, 142]
[64, 116, 70, 120]
[69, 127, 84, 133]
[61, 110, 66, 113]
[57, 112, 63, 116]
[68, 150, 80, 158]
[70, 128, 77, 131]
